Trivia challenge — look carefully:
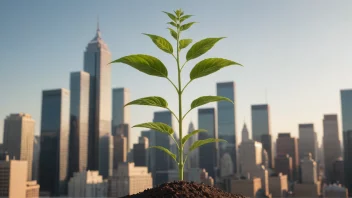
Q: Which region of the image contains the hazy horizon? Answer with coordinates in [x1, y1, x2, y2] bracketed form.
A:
[1, 0, 352, 147]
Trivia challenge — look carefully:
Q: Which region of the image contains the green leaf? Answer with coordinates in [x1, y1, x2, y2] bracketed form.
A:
[163, 11, 177, 22]
[179, 39, 192, 49]
[168, 28, 177, 40]
[186, 37, 225, 61]
[180, 22, 196, 31]
[180, 15, 193, 23]
[190, 138, 227, 151]
[133, 122, 174, 135]
[190, 96, 233, 110]
[167, 22, 177, 28]
[190, 58, 241, 80]
[125, 96, 168, 109]
[149, 146, 176, 162]
[110, 54, 168, 78]
[182, 129, 207, 145]
[143, 34, 173, 54]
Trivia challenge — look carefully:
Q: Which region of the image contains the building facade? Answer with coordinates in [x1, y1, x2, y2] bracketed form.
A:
[276, 133, 299, 181]
[26, 181, 40, 198]
[216, 82, 237, 176]
[3, 113, 35, 180]
[68, 171, 107, 197]
[298, 124, 318, 161]
[0, 158, 28, 198]
[241, 123, 249, 143]
[269, 173, 288, 198]
[69, 71, 90, 178]
[32, 136, 40, 181]
[39, 89, 70, 196]
[274, 154, 292, 181]
[83, 24, 112, 177]
[198, 108, 218, 179]
[133, 137, 148, 167]
[112, 88, 130, 140]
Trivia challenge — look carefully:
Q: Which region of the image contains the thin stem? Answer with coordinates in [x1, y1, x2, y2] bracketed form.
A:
[166, 107, 179, 122]
[181, 80, 192, 93]
[176, 17, 184, 181]
[166, 77, 179, 92]
[183, 153, 189, 165]
[180, 61, 188, 70]
[170, 134, 180, 150]
[182, 108, 192, 120]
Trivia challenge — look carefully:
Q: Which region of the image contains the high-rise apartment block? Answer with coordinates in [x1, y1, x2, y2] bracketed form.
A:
[84, 25, 112, 177]
[68, 171, 108, 197]
[323, 114, 342, 183]
[108, 163, 152, 197]
[69, 71, 90, 178]
[3, 113, 35, 180]
[39, 89, 70, 196]
[217, 82, 237, 176]
[340, 89, 352, 193]
[198, 108, 218, 179]
[298, 124, 318, 161]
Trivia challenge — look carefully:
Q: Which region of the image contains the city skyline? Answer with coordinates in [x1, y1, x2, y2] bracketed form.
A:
[1, 1, 352, 148]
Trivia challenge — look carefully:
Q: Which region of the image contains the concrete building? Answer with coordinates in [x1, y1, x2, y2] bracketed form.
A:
[69, 71, 90, 179]
[340, 89, 352, 193]
[39, 89, 70, 196]
[299, 124, 318, 161]
[112, 88, 130, 150]
[269, 173, 288, 198]
[323, 114, 342, 183]
[0, 157, 27, 198]
[198, 108, 218, 179]
[332, 157, 345, 185]
[26, 181, 40, 198]
[113, 134, 127, 170]
[109, 163, 152, 197]
[3, 113, 35, 180]
[84, 23, 112, 177]
[274, 154, 292, 181]
[323, 184, 348, 198]
[184, 122, 199, 169]
[241, 122, 249, 143]
[261, 134, 273, 169]
[230, 177, 262, 198]
[133, 137, 148, 167]
[32, 136, 40, 181]
[68, 171, 107, 197]
[276, 133, 299, 180]
[217, 82, 237, 176]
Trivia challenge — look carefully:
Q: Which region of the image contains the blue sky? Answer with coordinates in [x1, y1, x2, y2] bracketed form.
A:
[1, 1, 352, 146]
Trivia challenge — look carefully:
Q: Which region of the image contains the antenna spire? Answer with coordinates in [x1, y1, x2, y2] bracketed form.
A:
[97, 15, 100, 31]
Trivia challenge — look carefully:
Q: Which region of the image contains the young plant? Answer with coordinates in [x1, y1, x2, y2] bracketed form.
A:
[110, 9, 242, 180]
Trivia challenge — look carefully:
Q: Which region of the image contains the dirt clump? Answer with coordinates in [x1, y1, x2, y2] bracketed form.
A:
[121, 180, 246, 198]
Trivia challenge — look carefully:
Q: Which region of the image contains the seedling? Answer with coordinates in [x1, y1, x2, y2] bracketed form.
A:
[110, 9, 242, 180]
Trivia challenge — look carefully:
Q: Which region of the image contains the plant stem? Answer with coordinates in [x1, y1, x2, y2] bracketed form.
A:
[176, 19, 183, 181]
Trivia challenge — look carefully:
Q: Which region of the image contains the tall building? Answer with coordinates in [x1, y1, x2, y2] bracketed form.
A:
[216, 82, 237, 175]
[108, 163, 152, 197]
[198, 108, 218, 179]
[133, 137, 148, 167]
[68, 171, 108, 197]
[332, 157, 345, 185]
[184, 122, 198, 169]
[298, 124, 318, 161]
[274, 154, 292, 181]
[251, 104, 273, 169]
[241, 123, 249, 143]
[69, 71, 90, 178]
[39, 89, 70, 196]
[276, 133, 299, 180]
[340, 89, 352, 193]
[112, 88, 130, 135]
[141, 130, 154, 173]
[0, 158, 28, 198]
[323, 114, 342, 183]
[84, 23, 112, 176]
[269, 173, 288, 198]
[113, 123, 130, 152]
[3, 113, 35, 180]
[113, 134, 126, 170]
[32, 136, 40, 181]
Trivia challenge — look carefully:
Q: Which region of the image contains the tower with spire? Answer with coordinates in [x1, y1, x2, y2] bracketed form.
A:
[241, 122, 250, 143]
[83, 20, 112, 178]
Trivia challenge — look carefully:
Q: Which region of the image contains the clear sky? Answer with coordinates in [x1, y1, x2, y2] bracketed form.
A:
[1, 0, 352, 147]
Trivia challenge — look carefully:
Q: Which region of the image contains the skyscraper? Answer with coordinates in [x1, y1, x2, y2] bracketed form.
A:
[113, 134, 127, 170]
[39, 89, 70, 196]
[323, 114, 342, 183]
[276, 133, 299, 180]
[241, 123, 249, 143]
[153, 111, 174, 185]
[133, 137, 149, 167]
[69, 71, 90, 178]
[185, 122, 198, 169]
[298, 124, 318, 161]
[251, 104, 273, 168]
[340, 89, 352, 193]
[83, 24, 112, 176]
[3, 113, 35, 180]
[216, 82, 237, 175]
[32, 136, 40, 181]
[198, 108, 218, 179]
[112, 88, 130, 130]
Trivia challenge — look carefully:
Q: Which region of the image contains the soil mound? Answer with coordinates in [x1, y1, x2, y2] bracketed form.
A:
[121, 181, 246, 198]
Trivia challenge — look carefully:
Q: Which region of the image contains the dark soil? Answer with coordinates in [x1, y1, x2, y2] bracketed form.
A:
[121, 181, 246, 198]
